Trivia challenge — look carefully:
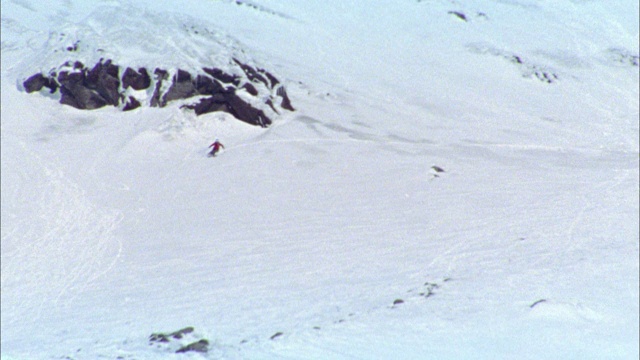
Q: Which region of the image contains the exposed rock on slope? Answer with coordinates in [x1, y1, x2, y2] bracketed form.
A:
[23, 58, 294, 127]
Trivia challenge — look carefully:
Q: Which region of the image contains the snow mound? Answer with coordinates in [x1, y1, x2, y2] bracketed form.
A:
[13, 3, 250, 77]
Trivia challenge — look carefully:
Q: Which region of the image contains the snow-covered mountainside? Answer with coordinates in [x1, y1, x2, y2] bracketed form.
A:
[1, 0, 638, 359]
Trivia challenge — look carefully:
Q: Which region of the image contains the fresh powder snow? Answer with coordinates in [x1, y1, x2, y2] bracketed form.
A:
[1, 0, 638, 359]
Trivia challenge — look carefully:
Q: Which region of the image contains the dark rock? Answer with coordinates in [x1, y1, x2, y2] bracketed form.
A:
[122, 67, 151, 90]
[154, 68, 169, 78]
[233, 58, 269, 87]
[162, 69, 197, 104]
[448, 11, 467, 22]
[534, 71, 558, 83]
[175, 69, 191, 82]
[122, 96, 141, 111]
[170, 326, 194, 339]
[66, 41, 79, 52]
[393, 299, 404, 305]
[149, 333, 170, 343]
[266, 98, 279, 114]
[202, 67, 239, 85]
[276, 86, 295, 111]
[23, 73, 46, 93]
[176, 339, 209, 353]
[85, 59, 121, 106]
[181, 94, 229, 115]
[149, 327, 196, 344]
[26, 59, 289, 127]
[45, 78, 60, 93]
[242, 82, 258, 96]
[58, 71, 109, 110]
[150, 68, 169, 107]
[57, 70, 84, 85]
[529, 299, 547, 308]
[59, 84, 108, 110]
[260, 69, 280, 88]
[23, 73, 57, 94]
[195, 74, 225, 95]
[224, 91, 271, 127]
[270, 332, 283, 340]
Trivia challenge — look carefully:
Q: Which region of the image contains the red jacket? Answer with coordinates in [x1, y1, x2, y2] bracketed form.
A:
[209, 141, 224, 151]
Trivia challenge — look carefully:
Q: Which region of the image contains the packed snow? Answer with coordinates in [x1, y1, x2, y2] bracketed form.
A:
[1, 0, 638, 359]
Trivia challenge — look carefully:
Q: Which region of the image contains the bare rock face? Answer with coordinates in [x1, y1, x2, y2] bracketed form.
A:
[242, 82, 258, 96]
[150, 68, 169, 107]
[122, 67, 151, 90]
[194, 74, 225, 95]
[181, 91, 271, 127]
[162, 69, 197, 104]
[233, 58, 269, 87]
[52, 59, 121, 110]
[22, 58, 294, 127]
[85, 59, 121, 106]
[202, 67, 239, 85]
[176, 339, 209, 354]
[223, 91, 271, 127]
[277, 86, 295, 111]
[149, 327, 208, 354]
[261, 69, 280, 88]
[123, 96, 141, 111]
[23, 73, 58, 93]
[58, 70, 110, 110]
[182, 94, 229, 115]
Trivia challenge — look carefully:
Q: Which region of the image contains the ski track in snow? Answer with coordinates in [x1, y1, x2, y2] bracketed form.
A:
[559, 170, 630, 258]
[1, 140, 123, 325]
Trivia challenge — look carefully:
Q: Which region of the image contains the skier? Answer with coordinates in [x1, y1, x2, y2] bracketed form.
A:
[208, 139, 225, 157]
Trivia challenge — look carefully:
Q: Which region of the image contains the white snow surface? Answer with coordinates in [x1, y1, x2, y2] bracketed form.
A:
[1, 0, 638, 359]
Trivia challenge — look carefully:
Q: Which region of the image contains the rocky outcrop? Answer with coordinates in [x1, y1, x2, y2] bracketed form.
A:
[57, 69, 112, 110]
[149, 327, 194, 343]
[23, 58, 294, 127]
[149, 68, 169, 108]
[277, 86, 295, 111]
[176, 339, 209, 353]
[122, 96, 141, 111]
[23, 73, 58, 94]
[84, 59, 121, 106]
[121, 67, 151, 90]
[182, 93, 229, 115]
[203, 67, 240, 85]
[162, 69, 197, 104]
[149, 327, 209, 354]
[224, 91, 271, 127]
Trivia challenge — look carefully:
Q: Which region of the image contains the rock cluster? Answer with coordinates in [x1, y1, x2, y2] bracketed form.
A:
[149, 326, 194, 343]
[149, 327, 209, 354]
[23, 58, 294, 127]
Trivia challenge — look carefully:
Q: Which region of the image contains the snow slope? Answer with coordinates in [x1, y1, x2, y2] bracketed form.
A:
[1, 0, 638, 359]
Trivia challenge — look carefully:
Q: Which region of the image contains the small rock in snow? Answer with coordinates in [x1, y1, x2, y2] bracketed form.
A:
[176, 339, 209, 353]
